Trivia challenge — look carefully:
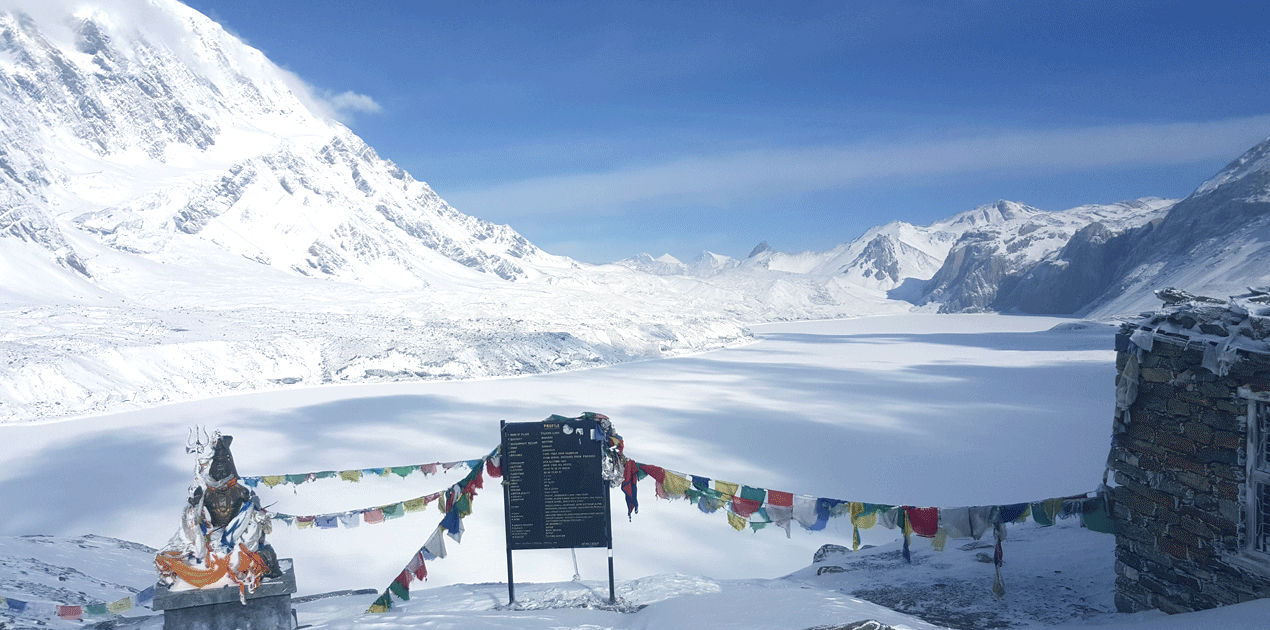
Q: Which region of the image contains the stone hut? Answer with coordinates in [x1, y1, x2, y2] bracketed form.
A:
[1108, 288, 1270, 613]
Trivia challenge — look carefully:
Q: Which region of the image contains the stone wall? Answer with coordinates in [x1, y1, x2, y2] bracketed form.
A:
[1109, 325, 1270, 613]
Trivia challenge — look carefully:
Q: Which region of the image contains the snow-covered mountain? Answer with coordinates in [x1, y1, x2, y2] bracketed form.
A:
[619, 198, 1177, 314]
[918, 199, 1175, 313]
[1082, 134, 1270, 317]
[0, 0, 562, 292]
[0, 0, 759, 423]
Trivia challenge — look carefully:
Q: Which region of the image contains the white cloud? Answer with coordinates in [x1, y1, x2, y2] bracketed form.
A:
[325, 90, 382, 116]
[448, 116, 1270, 219]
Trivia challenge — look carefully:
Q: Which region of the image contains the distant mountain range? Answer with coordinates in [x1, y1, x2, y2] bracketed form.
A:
[616, 132, 1270, 317]
[616, 196, 1183, 313]
[1, 0, 1268, 422]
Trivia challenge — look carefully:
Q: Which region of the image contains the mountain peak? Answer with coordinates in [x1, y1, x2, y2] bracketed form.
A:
[748, 241, 773, 258]
[1193, 134, 1270, 197]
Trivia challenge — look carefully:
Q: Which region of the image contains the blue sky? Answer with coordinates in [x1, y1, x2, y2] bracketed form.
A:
[182, 0, 1270, 263]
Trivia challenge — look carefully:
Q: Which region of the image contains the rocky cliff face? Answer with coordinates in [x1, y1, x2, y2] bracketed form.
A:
[918, 199, 1173, 313]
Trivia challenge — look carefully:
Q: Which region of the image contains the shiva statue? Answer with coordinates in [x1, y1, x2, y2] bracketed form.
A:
[155, 431, 282, 601]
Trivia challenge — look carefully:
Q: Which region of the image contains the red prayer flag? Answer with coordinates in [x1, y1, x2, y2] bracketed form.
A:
[396, 569, 413, 588]
[732, 496, 762, 518]
[905, 506, 940, 537]
[767, 490, 794, 507]
[58, 606, 83, 620]
[639, 464, 665, 484]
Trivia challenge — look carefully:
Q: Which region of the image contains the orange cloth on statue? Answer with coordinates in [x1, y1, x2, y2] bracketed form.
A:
[155, 545, 270, 591]
[156, 550, 231, 588]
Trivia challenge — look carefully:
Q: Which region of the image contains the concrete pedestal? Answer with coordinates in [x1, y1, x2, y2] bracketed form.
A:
[152, 559, 297, 630]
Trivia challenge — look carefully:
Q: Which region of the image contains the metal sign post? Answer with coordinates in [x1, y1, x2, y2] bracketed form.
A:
[501, 417, 615, 604]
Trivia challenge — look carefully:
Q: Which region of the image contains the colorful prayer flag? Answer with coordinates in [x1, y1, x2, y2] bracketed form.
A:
[368, 593, 392, 613]
[422, 526, 447, 560]
[714, 480, 738, 499]
[767, 490, 793, 507]
[664, 471, 691, 498]
[904, 506, 939, 537]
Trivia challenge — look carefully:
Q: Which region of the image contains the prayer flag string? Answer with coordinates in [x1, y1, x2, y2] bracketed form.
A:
[366, 446, 500, 613]
[241, 457, 484, 489]
[621, 458, 1114, 598]
[0, 586, 155, 623]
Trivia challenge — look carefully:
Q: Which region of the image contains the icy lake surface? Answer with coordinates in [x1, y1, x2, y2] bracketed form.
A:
[0, 314, 1120, 597]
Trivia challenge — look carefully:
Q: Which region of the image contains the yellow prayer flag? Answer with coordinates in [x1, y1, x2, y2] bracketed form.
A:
[1043, 498, 1063, 522]
[339, 470, 362, 483]
[107, 597, 133, 614]
[404, 496, 428, 512]
[714, 480, 739, 499]
[727, 511, 746, 531]
[262, 475, 285, 488]
[663, 471, 691, 498]
[932, 528, 949, 552]
[1015, 505, 1031, 523]
[368, 603, 390, 614]
[851, 502, 877, 530]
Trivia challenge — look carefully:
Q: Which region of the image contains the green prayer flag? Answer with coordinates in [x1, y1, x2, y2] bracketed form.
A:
[740, 485, 766, 502]
[1030, 502, 1054, 526]
[369, 592, 393, 613]
[389, 580, 410, 601]
[314, 471, 336, 479]
[86, 604, 108, 616]
[1082, 499, 1115, 534]
[454, 494, 472, 518]
[391, 466, 415, 478]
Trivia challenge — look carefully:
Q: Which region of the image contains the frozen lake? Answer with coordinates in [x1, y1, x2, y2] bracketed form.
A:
[0, 314, 1120, 596]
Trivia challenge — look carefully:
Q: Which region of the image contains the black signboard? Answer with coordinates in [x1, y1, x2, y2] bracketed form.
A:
[501, 417, 612, 551]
